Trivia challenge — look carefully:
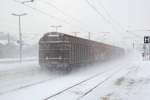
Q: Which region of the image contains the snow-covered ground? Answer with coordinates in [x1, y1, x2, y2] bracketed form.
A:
[82, 52, 150, 100]
[82, 62, 150, 100]
[0, 61, 60, 95]
[0, 50, 149, 100]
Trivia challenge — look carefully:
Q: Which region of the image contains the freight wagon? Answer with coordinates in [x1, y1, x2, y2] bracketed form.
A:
[39, 32, 124, 71]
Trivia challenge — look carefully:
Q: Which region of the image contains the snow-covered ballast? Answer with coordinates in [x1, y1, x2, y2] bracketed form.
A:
[39, 32, 124, 71]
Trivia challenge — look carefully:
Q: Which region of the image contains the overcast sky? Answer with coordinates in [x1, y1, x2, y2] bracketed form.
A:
[0, 0, 150, 47]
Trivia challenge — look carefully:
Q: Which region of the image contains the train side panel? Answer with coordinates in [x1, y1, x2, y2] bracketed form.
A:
[39, 32, 124, 71]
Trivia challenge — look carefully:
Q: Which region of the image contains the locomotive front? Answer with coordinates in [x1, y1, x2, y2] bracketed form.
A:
[39, 32, 70, 70]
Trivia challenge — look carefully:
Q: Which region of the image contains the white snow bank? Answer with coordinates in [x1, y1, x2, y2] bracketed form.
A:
[82, 50, 150, 100]
[0, 49, 147, 100]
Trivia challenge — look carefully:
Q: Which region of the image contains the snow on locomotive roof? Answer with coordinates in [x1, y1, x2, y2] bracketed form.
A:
[44, 32, 64, 37]
[41, 32, 123, 49]
[39, 41, 69, 43]
[47, 34, 59, 37]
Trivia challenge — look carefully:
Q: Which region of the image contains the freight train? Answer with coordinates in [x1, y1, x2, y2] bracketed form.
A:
[39, 32, 124, 71]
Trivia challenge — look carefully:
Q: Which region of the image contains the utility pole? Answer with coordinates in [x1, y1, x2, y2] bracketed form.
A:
[72, 32, 79, 37]
[51, 25, 62, 32]
[12, 13, 27, 63]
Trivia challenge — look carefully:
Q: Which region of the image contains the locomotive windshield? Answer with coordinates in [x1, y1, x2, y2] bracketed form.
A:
[43, 43, 70, 59]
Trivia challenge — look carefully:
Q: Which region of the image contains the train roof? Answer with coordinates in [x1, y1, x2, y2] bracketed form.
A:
[41, 32, 123, 49]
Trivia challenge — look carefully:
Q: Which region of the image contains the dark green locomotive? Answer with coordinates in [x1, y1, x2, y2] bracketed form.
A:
[39, 32, 124, 71]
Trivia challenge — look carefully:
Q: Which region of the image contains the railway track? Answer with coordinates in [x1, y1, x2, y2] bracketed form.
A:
[76, 67, 122, 100]
[43, 63, 127, 100]
[0, 58, 129, 100]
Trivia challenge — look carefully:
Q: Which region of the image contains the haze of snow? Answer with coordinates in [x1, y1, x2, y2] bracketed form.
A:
[0, 49, 149, 100]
